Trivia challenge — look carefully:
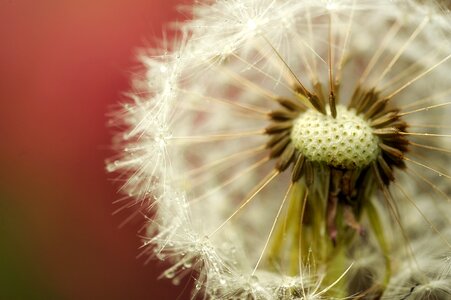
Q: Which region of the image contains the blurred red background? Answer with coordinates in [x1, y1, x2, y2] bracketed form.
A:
[0, 1, 191, 299]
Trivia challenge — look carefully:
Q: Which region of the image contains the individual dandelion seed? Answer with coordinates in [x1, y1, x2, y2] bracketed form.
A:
[107, 0, 451, 299]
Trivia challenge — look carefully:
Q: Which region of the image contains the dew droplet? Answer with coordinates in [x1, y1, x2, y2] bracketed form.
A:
[106, 164, 116, 172]
[164, 269, 175, 279]
[172, 277, 181, 285]
[250, 275, 259, 284]
[155, 252, 165, 261]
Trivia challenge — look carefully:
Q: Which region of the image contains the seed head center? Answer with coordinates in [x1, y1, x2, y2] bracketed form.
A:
[291, 105, 379, 169]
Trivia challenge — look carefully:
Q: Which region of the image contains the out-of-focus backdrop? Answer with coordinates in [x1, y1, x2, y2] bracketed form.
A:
[0, 1, 190, 299]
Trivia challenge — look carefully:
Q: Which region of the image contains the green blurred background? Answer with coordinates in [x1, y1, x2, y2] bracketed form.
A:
[0, 1, 191, 299]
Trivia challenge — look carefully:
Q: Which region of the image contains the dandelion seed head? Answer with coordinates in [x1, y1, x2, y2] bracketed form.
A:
[108, 0, 451, 298]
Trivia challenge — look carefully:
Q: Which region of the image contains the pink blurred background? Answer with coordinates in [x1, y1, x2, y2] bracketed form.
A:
[0, 1, 191, 299]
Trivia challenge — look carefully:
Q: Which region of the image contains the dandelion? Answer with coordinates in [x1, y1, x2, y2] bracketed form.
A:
[108, 0, 451, 298]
